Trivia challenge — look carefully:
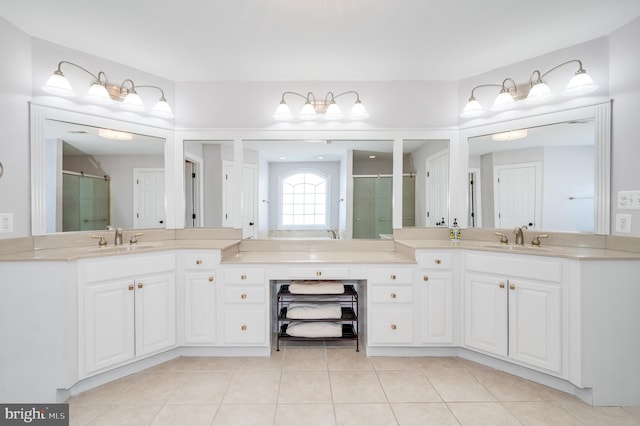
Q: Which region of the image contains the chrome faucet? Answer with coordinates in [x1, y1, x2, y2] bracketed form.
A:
[513, 227, 525, 245]
[327, 229, 338, 239]
[114, 228, 123, 245]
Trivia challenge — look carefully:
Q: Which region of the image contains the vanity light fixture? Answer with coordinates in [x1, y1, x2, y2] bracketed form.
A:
[43, 61, 174, 118]
[274, 91, 369, 121]
[460, 59, 597, 117]
[491, 129, 528, 141]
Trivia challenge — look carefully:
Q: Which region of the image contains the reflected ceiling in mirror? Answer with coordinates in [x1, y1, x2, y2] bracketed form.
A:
[45, 120, 165, 233]
[468, 119, 595, 232]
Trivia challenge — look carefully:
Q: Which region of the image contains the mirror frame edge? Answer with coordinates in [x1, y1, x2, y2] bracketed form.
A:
[455, 101, 611, 234]
[30, 103, 176, 235]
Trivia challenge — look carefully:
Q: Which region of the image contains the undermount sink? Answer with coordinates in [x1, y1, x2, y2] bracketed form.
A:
[482, 244, 554, 253]
[88, 243, 158, 253]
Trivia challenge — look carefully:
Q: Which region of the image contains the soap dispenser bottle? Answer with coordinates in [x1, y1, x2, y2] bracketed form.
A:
[450, 218, 460, 242]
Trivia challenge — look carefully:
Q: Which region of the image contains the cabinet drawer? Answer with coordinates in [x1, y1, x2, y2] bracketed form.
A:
[368, 309, 414, 344]
[224, 310, 267, 344]
[287, 266, 349, 279]
[224, 286, 265, 304]
[80, 254, 175, 282]
[465, 253, 563, 282]
[370, 286, 413, 303]
[418, 252, 453, 269]
[183, 251, 219, 270]
[368, 268, 413, 284]
[223, 268, 265, 285]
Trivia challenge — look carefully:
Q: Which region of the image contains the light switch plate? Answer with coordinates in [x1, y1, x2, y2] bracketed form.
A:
[617, 190, 640, 209]
[615, 213, 632, 234]
[0, 213, 13, 233]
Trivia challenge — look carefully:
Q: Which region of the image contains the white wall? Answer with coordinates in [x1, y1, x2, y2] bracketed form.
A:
[609, 18, 640, 236]
[0, 18, 31, 237]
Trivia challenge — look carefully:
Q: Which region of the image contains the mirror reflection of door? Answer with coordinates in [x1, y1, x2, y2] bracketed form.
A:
[494, 163, 541, 229]
[353, 176, 393, 239]
[425, 151, 449, 227]
[133, 168, 165, 228]
[184, 159, 202, 228]
[242, 164, 257, 239]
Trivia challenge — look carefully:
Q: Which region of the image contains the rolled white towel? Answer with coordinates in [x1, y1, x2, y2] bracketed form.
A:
[285, 321, 342, 338]
[288, 281, 345, 294]
[286, 303, 342, 319]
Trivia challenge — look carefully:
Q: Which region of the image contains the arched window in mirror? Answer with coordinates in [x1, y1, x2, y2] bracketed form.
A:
[280, 171, 328, 228]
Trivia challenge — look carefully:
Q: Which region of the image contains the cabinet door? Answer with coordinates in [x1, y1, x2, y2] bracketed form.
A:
[368, 309, 414, 344]
[135, 273, 176, 356]
[421, 271, 453, 344]
[184, 272, 217, 344]
[464, 273, 508, 356]
[508, 279, 562, 372]
[82, 279, 135, 375]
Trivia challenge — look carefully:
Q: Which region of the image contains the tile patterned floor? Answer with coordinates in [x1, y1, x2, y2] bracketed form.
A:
[67, 346, 640, 425]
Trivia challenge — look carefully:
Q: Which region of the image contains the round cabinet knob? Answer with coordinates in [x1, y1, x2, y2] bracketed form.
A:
[137, 283, 143, 289]
[208, 276, 214, 282]
[391, 324, 397, 330]
[241, 293, 247, 299]
[241, 274, 247, 280]
[423, 275, 429, 282]
[499, 282, 505, 289]
[391, 274, 397, 280]
[390, 293, 397, 299]
[196, 260, 203, 265]
[435, 259, 441, 265]
[509, 284, 516, 290]
[241, 325, 247, 331]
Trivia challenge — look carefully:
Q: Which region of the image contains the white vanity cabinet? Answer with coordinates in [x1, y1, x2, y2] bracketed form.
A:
[417, 251, 455, 345]
[221, 267, 269, 345]
[182, 251, 220, 344]
[367, 266, 416, 345]
[463, 251, 565, 374]
[78, 254, 176, 377]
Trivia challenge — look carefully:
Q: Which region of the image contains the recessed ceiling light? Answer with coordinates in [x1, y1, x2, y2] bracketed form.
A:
[369, 155, 377, 159]
[317, 156, 325, 160]
[279, 156, 286, 160]
[98, 128, 133, 141]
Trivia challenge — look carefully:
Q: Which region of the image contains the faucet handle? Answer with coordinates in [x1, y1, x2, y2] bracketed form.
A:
[494, 232, 509, 244]
[531, 234, 549, 246]
[91, 235, 108, 247]
[129, 232, 144, 245]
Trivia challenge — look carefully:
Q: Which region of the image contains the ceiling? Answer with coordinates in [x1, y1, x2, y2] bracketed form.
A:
[1, 0, 640, 82]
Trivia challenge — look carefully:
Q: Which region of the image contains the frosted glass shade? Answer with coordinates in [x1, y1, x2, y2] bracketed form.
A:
[348, 101, 369, 119]
[152, 99, 174, 118]
[273, 102, 293, 120]
[524, 82, 554, 104]
[562, 72, 597, 96]
[43, 72, 75, 97]
[86, 82, 113, 104]
[491, 90, 516, 111]
[122, 91, 145, 111]
[460, 98, 484, 118]
[324, 102, 343, 120]
[299, 102, 318, 120]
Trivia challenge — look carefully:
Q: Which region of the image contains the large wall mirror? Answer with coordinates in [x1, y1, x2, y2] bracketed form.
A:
[461, 102, 611, 234]
[31, 105, 175, 235]
[233, 137, 450, 239]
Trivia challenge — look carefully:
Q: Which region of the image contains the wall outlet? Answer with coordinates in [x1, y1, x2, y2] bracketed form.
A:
[615, 213, 632, 234]
[0, 213, 13, 233]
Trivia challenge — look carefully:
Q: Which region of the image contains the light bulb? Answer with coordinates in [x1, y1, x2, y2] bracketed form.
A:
[348, 100, 369, 119]
[43, 71, 75, 97]
[299, 102, 318, 120]
[86, 82, 113, 104]
[324, 102, 343, 120]
[460, 98, 484, 118]
[152, 99, 174, 118]
[524, 81, 554, 104]
[562, 72, 597, 96]
[122, 91, 145, 111]
[273, 102, 293, 120]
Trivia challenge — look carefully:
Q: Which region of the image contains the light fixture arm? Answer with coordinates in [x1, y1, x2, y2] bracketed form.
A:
[500, 78, 517, 93]
[55, 60, 107, 85]
[279, 91, 311, 103]
[331, 90, 363, 102]
[467, 83, 503, 100]
[530, 59, 586, 85]
[136, 84, 168, 101]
